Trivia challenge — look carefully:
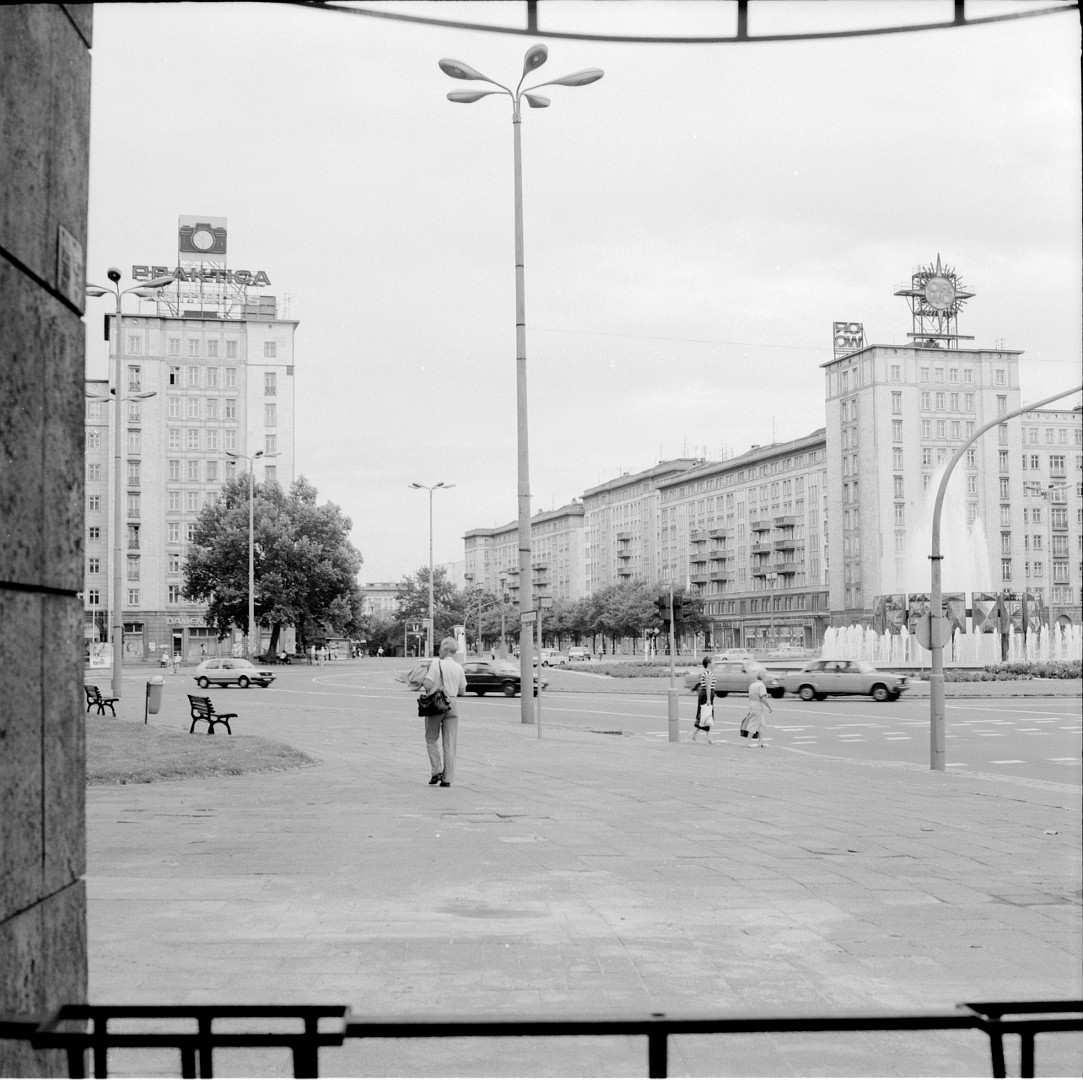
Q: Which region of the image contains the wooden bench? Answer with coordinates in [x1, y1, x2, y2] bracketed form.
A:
[85, 685, 118, 716]
[187, 694, 237, 735]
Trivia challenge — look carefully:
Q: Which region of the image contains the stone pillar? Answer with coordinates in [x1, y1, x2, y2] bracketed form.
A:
[1, 5, 93, 1074]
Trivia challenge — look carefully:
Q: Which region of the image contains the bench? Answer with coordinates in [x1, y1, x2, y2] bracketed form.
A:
[187, 694, 237, 735]
[85, 685, 118, 716]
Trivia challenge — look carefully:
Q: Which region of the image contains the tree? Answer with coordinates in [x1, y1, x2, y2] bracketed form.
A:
[395, 567, 462, 649]
[184, 475, 363, 654]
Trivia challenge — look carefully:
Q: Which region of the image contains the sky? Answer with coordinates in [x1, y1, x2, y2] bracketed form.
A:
[84, 0, 1083, 584]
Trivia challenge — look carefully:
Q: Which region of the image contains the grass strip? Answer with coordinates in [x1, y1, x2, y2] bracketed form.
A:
[87, 716, 318, 786]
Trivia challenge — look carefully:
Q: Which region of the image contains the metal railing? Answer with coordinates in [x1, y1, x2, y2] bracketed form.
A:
[1, 999, 1078, 1078]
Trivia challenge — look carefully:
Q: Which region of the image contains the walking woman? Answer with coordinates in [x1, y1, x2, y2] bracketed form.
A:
[421, 637, 467, 787]
[691, 655, 715, 743]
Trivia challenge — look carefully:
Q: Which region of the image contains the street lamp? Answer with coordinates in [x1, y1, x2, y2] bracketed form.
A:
[440, 45, 603, 725]
[410, 482, 455, 658]
[226, 449, 280, 659]
[86, 268, 173, 700]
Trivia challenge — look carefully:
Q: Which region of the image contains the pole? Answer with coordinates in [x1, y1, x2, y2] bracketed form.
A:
[536, 605, 543, 737]
[111, 298, 124, 700]
[667, 586, 679, 742]
[427, 486, 435, 658]
[513, 104, 534, 725]
[929, 382, 1081, 770]
[247, 466, 255, 659]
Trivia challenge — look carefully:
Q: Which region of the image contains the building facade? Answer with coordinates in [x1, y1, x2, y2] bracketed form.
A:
[84, 300, 297, 663]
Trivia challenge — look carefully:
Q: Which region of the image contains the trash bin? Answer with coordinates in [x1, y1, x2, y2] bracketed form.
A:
[145, 675, 165, 724]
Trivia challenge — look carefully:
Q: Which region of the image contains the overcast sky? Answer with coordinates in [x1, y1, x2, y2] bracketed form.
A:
[84, 1, 1082, 583]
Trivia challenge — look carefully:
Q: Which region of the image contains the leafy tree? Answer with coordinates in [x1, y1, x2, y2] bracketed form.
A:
[184, 475, 363, 654]
[395, 567, 461, 649]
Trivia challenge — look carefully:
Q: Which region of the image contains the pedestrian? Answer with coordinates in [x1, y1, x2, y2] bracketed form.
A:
[421, 636, 467, 788]
[691, 655, 715, 743]
[308, 644, 315, 666]
[377, 646, 383, 658]
[746, 670, 774, 748]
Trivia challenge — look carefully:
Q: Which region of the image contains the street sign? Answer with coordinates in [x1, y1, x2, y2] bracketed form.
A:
[915, 613, 951, 650]
[521, 611, 537, 624]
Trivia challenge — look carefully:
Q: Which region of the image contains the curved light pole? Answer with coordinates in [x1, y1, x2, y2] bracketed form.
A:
[410, 482, 455, 658]
[86, 268, 173, 700]
[226, 449, 280, 659]
[928, 382, 1082, 770]
[440, 45, 603, 724]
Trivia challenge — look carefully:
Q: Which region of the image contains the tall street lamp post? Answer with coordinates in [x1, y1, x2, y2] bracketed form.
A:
[226, 449, 279, 659]
[86, 268, 173, 700]
[410, 482, 454, 658]
[440, 45, 603, 724]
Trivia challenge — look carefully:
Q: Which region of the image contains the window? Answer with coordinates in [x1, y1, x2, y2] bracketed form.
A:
[187, 429, 200, 450]
[995, 368, 1006, 385]
[894, 504, 905, 526]
[87, 589, 100, 605]
[86, 399, 103, 420]
[264, 403, 277, 426]
[186, 459, 199, 482]
[168, 490, 181, 511]
[187, 397, 200, 419]
[168, 522, 180, 544]
[87, 463, 102, 481]
[963, 368, 973, 383]
[949, 368, 958, 383]
[206, 339, 218, 358]
[966, 449, 976, 467]
[206, 429, 218, 451]
[168, 396, 181, 418]
[188, 366, 200, 387]
[935, 392, 945, 410]
[127, 588, 140, 606]
[168, 585, 183, 604]
[892, 392, 903, 415]
[127, 335, 142, 356]
[88, 526, 100, 541]
[890, 364, 901, 381]
[225, 398, 237, 419]
[967, 475, 977, 495]
[1050, 454, 1066, 475]
[206, 398, 218, 419]
[893, 476, 904, 498]
[127, 429, 141, 453]
[127, 401, 142, 424]
[126, 493, 140, 518]
[206, 459, 218, 482]
[168, 428, 181, 450]
[168, 338, 181, 357]
[127, 555, 140, 580]
[1029, 454, 1040, 470]
[950, 393, 959, 411]
[919, 367, 929, 382]
[921, 420, 931, 439]
[127, 365, 141, 391]
[892, 448, 903, 470]
[999, 451, 1009, 473]
[1001, 559, 1012, 580]
[936, 420, 946, 438]
[999, 478, 1010, 499]
[169, 365, 180, 385]
[964, 393, 974, 411]
[127, 524, 140, 550]
[265, 371, 277, 396]
[224, 368, 237, 388]
[265, 435, 277, 454]
[998, 424, 1009, 445]
[88, 495, 101, 512]
[168, 554, 182, 573]
[206, 367, 219, 387]
[1001, 532, 1012, 554]
[951, 420, 961, 439]
[186, 523, 196, 542]
[224, 430, 237, 451]
[264, 341, 277, 358]
[265, 465, 277, 482]
[920, 392, 931, 410]
[187, 340, 200, 357]
[997, 395, 1007, 416]
[226, 339, 238, 358]
[186, 491, 199, 512]
[922, 448, 933, 466]
[88, 557, 101, 574]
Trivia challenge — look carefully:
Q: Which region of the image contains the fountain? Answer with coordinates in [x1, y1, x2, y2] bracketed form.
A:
[821, 464, 1081, 666]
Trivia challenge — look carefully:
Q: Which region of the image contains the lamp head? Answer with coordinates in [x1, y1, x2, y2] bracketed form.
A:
[85, 285, 109, 298]
[107, 267, 122, 283]
[523, 44, 548, 75]
[543, 68, 605, 88]
[448, 90, 499, 104]
[439, 58, 491, 82]
[524, 93, 550, 109]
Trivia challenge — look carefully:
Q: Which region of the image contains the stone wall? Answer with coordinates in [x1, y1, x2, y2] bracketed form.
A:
[0, 5, 93, 1074]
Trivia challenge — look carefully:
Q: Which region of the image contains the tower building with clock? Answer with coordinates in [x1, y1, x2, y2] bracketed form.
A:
[83, 216, 298, 665]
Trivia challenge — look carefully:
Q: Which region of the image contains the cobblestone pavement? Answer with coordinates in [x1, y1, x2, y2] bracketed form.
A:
[85, 667, 1081, 1077]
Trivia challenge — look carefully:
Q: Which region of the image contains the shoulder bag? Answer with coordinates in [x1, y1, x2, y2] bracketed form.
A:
[417, 659, 450, 716]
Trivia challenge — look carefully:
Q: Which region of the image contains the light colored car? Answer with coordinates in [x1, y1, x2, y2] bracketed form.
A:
[684, 659, 783, 698]
[567, 647, 592, 662]
[778, 659, 909, 702]
[713, 650, 753, 662]
[194, 658, 275, 689]
[536, 649, 568, 667]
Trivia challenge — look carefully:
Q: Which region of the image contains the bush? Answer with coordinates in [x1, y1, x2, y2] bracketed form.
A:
[578, 660, 696, 679]
[939, 660, 1081, 682]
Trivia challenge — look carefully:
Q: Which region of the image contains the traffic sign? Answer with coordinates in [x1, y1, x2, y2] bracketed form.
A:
[915, 613, 951, 650]
[521, 611, 537, 624]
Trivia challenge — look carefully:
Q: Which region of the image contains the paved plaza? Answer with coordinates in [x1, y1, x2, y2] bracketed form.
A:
[85, 666, 1082, 1076]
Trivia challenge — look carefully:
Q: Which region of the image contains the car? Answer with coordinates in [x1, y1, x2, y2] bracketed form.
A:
[193, 658, 275, 689]
[567, 647, 592, 662]
[683, 659, 784, 698]
[778, 659, 910, 702]
[713, 650, 753, 662]
[536, 649, 568, 667]
[463, 659, 548, 697]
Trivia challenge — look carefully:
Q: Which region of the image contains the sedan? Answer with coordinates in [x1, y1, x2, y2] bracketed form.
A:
[778, 659, 909, 702]
[464, 659, 547, 697]
[194, 658, 275, 689]
[683, 659, 784, 698]
[567, 647, 592, 662]
[537, 649, 568, 667]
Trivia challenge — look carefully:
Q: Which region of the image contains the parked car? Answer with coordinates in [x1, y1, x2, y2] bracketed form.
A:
[567, 647, 592, 662]
[713, 650, 754, 662]
[683, 659, 784, 698]
[536, 649, 568, 667]
[465, 659, 547, 697]
[778, 659, 910, 702]
[194, 658, 275, 689]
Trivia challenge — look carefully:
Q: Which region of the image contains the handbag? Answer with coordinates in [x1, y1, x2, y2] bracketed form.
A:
[739, 711, 751, 737]
[697, 702, 713, 729]
[417, 659, 450, 716]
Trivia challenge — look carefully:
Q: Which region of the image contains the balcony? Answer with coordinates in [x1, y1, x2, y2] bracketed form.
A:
[773, 537, 796, 550]
[689, 554, 708, 567]
[689, 530, 707, 544]
[616, 531, 632, 542]
[708, 526, 732, 539]
[751, 565, 769, 577]
[750, 519, 772, 532]
[710, 568, 734, 581]
[690, 572, 708, 584]
[617, 550, 632, 561]
[774, 561, 798, 575]
[773, 515, 796, 528]
[751, 542, 773, 554]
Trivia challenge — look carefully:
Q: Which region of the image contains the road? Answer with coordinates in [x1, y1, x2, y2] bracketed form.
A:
[226, 661, 1080, 790]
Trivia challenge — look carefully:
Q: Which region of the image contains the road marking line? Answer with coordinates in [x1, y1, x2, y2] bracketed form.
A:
[883, 736, 911, 741]
[990, 760, 1025, 764]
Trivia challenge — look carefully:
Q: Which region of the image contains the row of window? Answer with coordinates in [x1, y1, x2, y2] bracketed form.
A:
[125, 336, 277, 361]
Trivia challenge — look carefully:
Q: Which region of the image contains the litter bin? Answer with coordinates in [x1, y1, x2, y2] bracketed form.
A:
[144, 675, 165, 724]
